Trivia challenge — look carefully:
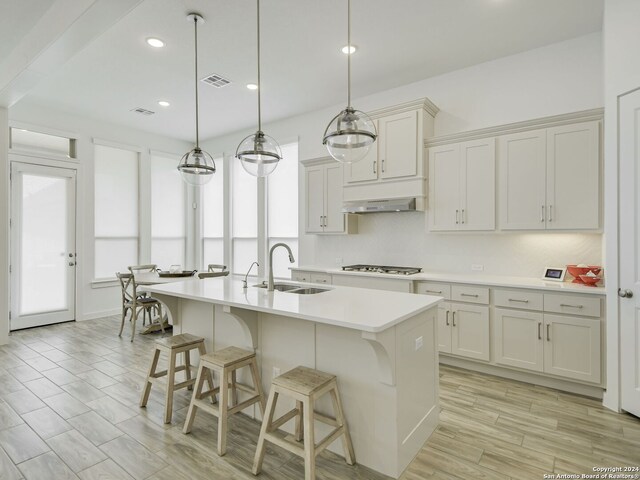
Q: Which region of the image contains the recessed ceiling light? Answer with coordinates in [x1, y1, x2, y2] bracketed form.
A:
[146, 37, 165, 48]
[246, 83, 258, 90]
[158, 100, 170, 107]
[341, 45, 356, 54]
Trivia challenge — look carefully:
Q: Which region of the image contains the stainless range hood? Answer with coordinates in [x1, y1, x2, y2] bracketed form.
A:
[342, 198, 417, 213]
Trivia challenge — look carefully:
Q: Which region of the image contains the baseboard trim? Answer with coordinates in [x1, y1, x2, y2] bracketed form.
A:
[440, 355, 604, 399]
[80, 309, 120, 321]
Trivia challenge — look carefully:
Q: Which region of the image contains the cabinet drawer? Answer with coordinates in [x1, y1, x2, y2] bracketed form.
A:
[291, 271, 312, 283]
[416, 282, 451, 299]
[451, 285, 489, 304]
[494, 289, 543, 311]
[544, 294, 601, 318]
[310, 273, 332, 285]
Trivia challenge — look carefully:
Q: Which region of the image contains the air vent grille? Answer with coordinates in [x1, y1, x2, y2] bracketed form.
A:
[201, 73, 231, 88]
[131, 107, 155, 116]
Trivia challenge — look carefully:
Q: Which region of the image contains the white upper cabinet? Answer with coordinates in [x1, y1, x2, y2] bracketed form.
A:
[499, 121, 600, 231]
[379, 111, 419, 180]
[428, 138, 495, 231]
[324, 163, 345, 233]
[344, 119, 379, 183]
[305, 165, 327, 234]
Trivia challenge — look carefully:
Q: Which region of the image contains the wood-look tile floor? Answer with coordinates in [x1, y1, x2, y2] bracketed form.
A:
[0, 316, 638, 480]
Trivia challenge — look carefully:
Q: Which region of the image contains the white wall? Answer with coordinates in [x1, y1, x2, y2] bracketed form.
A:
[0, 108, 8, 344]
[602, 0, 640, 411]
[8, 101, 191, 321]
[202, 33, 604, 276]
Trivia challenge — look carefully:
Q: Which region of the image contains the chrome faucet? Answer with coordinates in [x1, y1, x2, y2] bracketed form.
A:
[268, 243, 295, 291]
[243, 261, 259, 289]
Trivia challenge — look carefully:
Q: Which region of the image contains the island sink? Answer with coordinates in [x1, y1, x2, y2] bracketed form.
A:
[253, 283, 331, 294]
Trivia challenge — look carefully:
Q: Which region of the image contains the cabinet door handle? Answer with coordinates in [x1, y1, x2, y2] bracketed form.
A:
[373, 160, 377, 174]
[461, 293, 479, 298]
[546, 324, 551, 341]
[452, 311, 456, 327]
[560, 303, 583, 309]
[381, 159, 385, 172]
[445, 310, 450, 326]
[508, 298, 529, 303]
[320, 215, 324, 228]
[548, 205, 553, 222]
[461, 209, 465, 224]
[538, 322, 542, 340]
[426, 290, 442, 294]
[324, 215, 327, 227]
[455, 209, 459, 224]
[541, 205, 545, 222]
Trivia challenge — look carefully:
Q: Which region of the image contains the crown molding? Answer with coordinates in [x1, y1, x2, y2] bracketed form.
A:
[425, 108, 604, 147]
[368, 97, 440, 119]
[300, 156, 339, 167]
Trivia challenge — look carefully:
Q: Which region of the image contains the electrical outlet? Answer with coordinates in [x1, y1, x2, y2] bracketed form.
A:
[415, 336, 424, 351]
[471, 264, 484, 272]
[272, 366, 281, 378]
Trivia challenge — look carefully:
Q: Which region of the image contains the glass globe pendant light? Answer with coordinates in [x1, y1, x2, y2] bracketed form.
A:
[177, 13, 216, 186]
[236, 0, 281, 178]
[322, 0, 376, 164]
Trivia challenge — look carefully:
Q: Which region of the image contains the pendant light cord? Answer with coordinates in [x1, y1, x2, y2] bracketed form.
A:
[257, 0, 262, 132]
[347, 0, 351, 108]
[194, 16, 200, 148]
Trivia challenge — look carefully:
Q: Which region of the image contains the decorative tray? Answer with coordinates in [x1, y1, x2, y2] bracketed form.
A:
[157, 270, 197, 278]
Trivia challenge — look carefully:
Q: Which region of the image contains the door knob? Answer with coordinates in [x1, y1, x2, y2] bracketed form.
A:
[618, 288, 633, 298]
[68, 262, 76, 267]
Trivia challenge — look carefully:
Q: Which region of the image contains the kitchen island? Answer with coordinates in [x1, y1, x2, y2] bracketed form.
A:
[144, 277, 442, 478]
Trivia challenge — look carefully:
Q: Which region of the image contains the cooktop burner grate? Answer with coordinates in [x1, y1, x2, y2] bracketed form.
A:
[341, 264, 422, 275]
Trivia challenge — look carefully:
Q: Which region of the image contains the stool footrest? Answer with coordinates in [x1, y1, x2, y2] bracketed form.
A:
[227, 396, 261, 415]
[193, 399, 220, 417]
[264, 432, 305, 455]
[174, 379, 196, 391]
[269, 408, 299, 432]
[314, 411, 339, 427]
[315, 426, 345, 457]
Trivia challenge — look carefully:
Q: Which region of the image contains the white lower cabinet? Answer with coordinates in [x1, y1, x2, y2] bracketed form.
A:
[450, 303, 490, 361]
[494, 308, 601, 383]
[437, 303, 452, 353]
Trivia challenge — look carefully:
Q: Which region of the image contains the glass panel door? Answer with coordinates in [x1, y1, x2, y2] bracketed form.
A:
[10, 161, 76, 330]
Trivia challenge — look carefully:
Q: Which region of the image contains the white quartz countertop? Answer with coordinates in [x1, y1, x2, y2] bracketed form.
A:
[291, 266, 606, 295]
[144, 278, 442, 333]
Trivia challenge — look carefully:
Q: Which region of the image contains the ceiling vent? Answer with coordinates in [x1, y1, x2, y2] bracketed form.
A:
[131, 107, 155, 116]
[201, 73, 231, 88]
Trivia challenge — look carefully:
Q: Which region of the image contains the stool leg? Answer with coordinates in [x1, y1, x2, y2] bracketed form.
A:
[252, 389, 279, 475]
[184, 350, 193, 391]
[302, 396, 316, 480]
[164, 350, 177, 424]
[131, 307, 138, 342]
[295, 400, 304, 442]
[249, 359, 266, 416]
[140, 348, 160, 407]
[157, 304, 165, 334]
[330, 385, 355, 465]
[230, 370, 238, 407]
[183, 362, 207, 434]
[197, 343, 216, 404]
[218, 366, 229, 456]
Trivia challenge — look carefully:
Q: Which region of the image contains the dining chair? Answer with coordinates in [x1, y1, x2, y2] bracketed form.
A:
[116, 272, 164, 342]
[207, 264, 227, 273]
[127, 264, 159, 324]
[198, 271, 230, 279]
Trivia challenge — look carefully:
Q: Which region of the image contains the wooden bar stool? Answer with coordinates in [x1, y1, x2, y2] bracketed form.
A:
[139, 333, 210, 424]
[252, 366, 355, 480]
[183, 346, 266, 456]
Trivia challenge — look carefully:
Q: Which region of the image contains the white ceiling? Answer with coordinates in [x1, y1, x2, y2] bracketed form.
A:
[12, 0, 603, 142]
[0, 0, 57, 61]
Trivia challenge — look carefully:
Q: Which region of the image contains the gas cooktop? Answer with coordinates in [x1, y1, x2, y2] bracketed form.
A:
[341, 264, 422, 275]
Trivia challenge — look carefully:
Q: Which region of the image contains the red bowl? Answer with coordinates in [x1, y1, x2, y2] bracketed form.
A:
[579, 275, 600, 286]
[588, 266, 602, 276]
[567, 265, 591, 279]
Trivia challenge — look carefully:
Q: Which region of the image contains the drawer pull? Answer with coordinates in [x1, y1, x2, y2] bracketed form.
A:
[461, 293, 479, 298]
[508, 298, 529, 303]
[445, 310, 450, 326]
[559, 303, 583, 309]
[546, 324, 551, 342]
[452, 311, 456, 327]
[426, 290, 442, 294]
[537, 322, 542, 340]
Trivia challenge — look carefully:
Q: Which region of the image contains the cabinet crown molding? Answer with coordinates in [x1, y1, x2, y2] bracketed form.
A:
[426, 108, 603, 148]
[300, 156, 339, 167]
[367, 97, 439, 119]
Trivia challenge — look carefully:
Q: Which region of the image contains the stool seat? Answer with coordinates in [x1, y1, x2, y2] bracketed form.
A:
[202, 346, 254, 367]
[272, 366, 335, 395]
[155, 333, 204, 349]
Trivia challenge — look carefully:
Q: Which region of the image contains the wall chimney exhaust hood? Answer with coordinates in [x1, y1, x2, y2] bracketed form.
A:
[342, 198, 417, 213]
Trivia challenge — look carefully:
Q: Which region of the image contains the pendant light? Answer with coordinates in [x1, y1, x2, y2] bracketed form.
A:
[322, 0, 376, 164]
[236, 0, 281, 178]
[177, 13, 216, 186]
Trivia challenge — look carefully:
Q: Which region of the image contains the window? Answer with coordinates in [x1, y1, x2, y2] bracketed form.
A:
[10, 128, 76, 159]
[232, 156, 258, 274]
[268, 142, 299, 278]
[202, 155, 224, 268]
[94, 144, 139, 278]
[151, 152, 186, 268]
